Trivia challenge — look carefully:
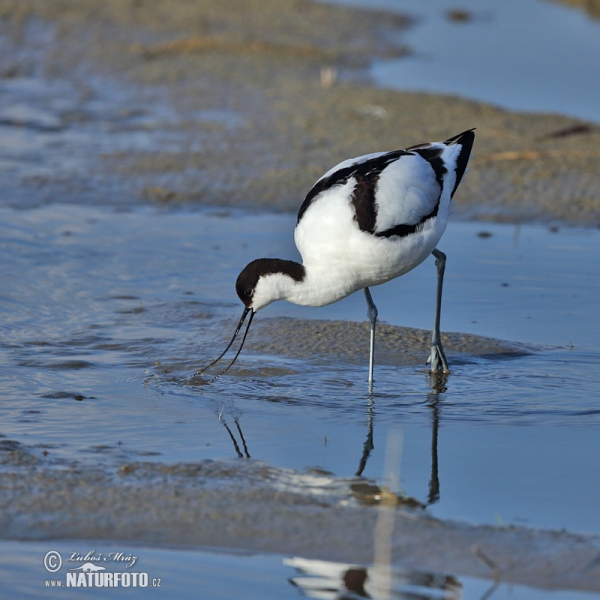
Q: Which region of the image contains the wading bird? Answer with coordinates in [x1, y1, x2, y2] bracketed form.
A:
[196, 129, 475, 390]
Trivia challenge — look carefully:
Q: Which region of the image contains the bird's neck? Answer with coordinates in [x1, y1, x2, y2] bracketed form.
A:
[252, 261, 365, 311]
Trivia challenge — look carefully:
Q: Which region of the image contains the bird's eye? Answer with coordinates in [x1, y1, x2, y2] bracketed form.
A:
[244, 289, 252, 297]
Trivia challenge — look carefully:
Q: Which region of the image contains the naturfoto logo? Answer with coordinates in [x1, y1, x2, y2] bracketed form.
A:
[43, 549, 162, 589]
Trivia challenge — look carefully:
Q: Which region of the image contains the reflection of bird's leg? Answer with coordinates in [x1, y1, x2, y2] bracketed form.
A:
[235, 419, 250, 458]
[427, 400, 440, 505]
[427, 249, 450, 373]
[426, 373, 447, 505]
[355, 397, 375, 477]
[364, 288, 378, 392]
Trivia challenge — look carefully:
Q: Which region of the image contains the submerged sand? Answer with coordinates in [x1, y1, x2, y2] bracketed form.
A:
[249, 317, 532, 368]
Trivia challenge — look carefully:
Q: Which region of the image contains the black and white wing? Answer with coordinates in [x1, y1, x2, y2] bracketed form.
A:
[296, 129, 474, 239]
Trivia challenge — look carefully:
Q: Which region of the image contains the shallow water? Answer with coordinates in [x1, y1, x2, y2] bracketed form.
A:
[329, 0, 600, 123]
[1, 205, 599, 537]
[2, 540, 598, 600]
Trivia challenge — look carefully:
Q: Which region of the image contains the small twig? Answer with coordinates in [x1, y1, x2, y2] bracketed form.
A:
[478, 149, 600, 162]
[472, 544, 502, 580]
[320, 66, 337, 88]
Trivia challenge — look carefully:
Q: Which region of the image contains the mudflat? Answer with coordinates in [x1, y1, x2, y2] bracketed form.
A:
[1, 0, 599, 223]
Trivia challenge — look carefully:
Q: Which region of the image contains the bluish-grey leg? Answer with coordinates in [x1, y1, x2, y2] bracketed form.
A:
[427, 249, 450, 373]
[364, 287, 378, 392]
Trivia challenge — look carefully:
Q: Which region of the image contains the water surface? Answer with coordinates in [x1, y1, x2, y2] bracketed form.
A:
[328, 0, 600, 123]
[1, 205, 599, 536]
[3, 540, 598, 600]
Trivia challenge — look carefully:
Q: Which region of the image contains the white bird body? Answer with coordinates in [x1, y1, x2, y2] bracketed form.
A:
[251, 136, 469, 310]
[293, 181, 445, 305]
[198, 130, 475, 387]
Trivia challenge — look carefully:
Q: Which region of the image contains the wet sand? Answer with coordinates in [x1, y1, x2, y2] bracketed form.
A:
[2, 440, 600, 592]
[249, 317, 532, 368]
[1, 1, 599, 595]
[1, 0, 600, 224]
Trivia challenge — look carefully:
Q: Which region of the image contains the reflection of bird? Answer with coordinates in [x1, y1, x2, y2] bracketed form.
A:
[220, 416, 250, 458]
[69, 562, 106, 572]
[285, 557, 462, 600]
[426, 375, 447, 506]
[197, 130, 474, 389]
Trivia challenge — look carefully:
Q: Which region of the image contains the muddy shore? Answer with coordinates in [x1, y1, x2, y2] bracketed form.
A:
[1, 0, 600, 224]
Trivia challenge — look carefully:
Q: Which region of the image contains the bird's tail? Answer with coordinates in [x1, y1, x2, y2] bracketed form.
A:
[443, 128, 475, 198]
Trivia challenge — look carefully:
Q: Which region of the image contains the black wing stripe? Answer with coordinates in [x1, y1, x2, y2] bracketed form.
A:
[413, 146, 447, 191]
[375, 147, 445, 239]
[296, 150, 412, 224]
[350, 171, 380, 233]
[375, 197, 440, 239]
[376, 130, 475, 237]
[296, 129, 475, 237]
